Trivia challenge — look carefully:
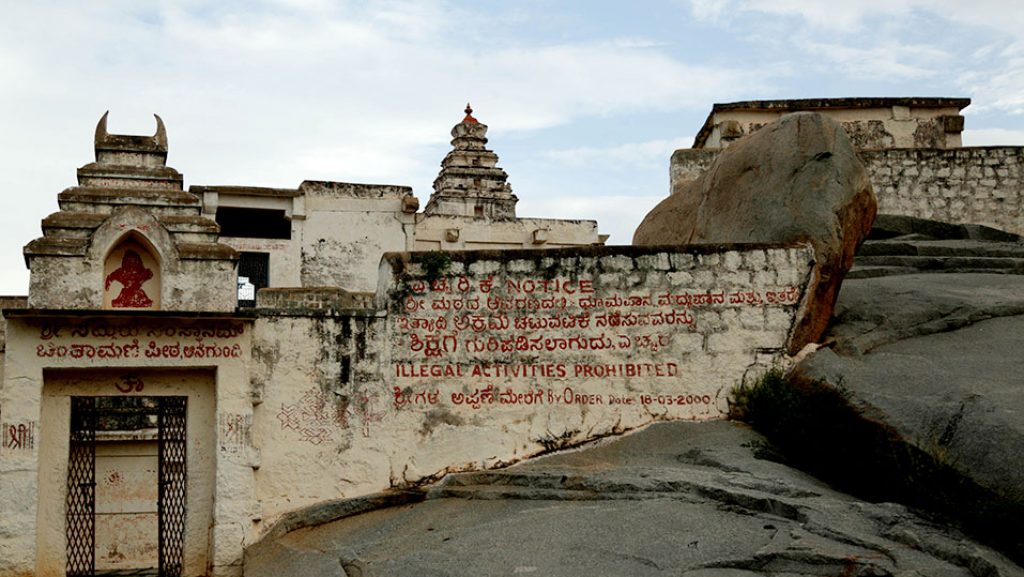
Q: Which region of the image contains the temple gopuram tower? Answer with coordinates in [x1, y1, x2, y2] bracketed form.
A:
[23, 112, 237, 311]
[425, 104, 519, 220]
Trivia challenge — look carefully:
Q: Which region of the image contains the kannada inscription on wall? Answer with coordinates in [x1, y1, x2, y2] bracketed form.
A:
[29, 318, 248, 363]
[383, 245, 814, 423]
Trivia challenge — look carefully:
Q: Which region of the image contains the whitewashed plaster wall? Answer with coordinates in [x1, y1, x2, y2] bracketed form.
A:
[413, 215, 601, 251]
[0, 317, 255, 577]
[249, 243, 814, 532]
[297, 183, 414, 292]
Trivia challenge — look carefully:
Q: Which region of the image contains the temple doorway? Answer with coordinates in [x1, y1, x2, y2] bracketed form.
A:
[65, 396, 187, 577]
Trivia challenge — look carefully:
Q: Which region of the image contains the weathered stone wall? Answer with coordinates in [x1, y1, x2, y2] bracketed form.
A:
[669, 149, 719, 191]
[296, 182, 414, 293]
[26, 207, 238, 312]
[248, 243, 814, 531]
[413, 215, 601, 251]
[0, 297, 29, 420]
[0, 297, 28, 351]
[694, 99, 968, 150]
[672, 146, 1024, 236]
[256, 287, 375, 311]
[859, 147, 1024, 236]
[0, 244, 813, 574]
[249, 312, 388, 525]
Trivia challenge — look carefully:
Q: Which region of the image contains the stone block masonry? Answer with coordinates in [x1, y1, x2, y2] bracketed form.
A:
[859, 147, 1024, 236]
[672, 146, 1024, 237]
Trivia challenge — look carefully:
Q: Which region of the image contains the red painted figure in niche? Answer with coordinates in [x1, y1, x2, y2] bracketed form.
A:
[105, 250, 154, 308]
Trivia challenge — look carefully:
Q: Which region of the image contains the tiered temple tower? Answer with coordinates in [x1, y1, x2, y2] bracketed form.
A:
[23, 112, 237, 310]
[425, 105, 519, 220]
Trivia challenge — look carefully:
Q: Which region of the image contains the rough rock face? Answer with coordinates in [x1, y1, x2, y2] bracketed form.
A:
[245, 421, 1023, 577]
[634, 112, 877, 353]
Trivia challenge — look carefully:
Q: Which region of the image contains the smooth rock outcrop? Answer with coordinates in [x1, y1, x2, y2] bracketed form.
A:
[245, 421, 1022, 577]
[634, 112, 877, 353]
[789, 271, 1024, 562]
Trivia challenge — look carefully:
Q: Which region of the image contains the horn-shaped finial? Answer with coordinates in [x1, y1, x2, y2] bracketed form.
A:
[154, 114, 167, 148]
[95, 110, 110, 147]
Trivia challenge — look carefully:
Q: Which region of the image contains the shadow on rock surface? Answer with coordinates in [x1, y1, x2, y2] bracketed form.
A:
[245, 422, 1022, 577]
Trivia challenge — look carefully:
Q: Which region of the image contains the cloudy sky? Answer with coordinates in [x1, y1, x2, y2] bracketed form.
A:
[1, 0, 1022, 294]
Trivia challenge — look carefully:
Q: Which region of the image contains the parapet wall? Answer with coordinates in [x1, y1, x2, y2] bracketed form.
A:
[671, 146, 1024, 236]
[859, 147, 1024, 236]
[251, 243, 815, 528]
[669, 149, 719, 192]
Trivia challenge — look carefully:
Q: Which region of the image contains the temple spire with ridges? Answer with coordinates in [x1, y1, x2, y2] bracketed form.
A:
[424, 104, 518, 220]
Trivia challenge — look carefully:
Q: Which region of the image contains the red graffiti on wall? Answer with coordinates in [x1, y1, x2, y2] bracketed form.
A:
[219, 413, 251, 450]
[3, 422, 35, 451]
[277, 388, 348, 445]
[347, 394, 386, 438]
[115, 374, 145, 394]
[105, 250, 154, 308]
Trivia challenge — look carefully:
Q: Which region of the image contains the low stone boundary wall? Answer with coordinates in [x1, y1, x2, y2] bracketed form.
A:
[375, 244, 813, 474]
[249, 244, 814, 527]
[672, 146, 1024, 236]
[255, 287, 375, 312]
[860, 147, 1024, 236]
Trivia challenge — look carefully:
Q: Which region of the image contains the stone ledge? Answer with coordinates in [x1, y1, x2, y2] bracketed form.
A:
[58, 186, 202, 206]
[40, 212, 221, 234]
[1, 308, 256, 319]
[382, 242, 812, 270]
[191, 185, 301, 198]
[23, 236, 89, 256]
[77, 163, 183, 180]
[177, 242, 238, 260]
[41, 211, 109, 229]
[298, 181, 413, 199]
[159, 214, 221, 233]
[256, 489, 426, 543]
[256, 287, 376, 312]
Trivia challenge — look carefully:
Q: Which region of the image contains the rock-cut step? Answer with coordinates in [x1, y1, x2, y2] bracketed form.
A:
[851, 238, 1024, 278]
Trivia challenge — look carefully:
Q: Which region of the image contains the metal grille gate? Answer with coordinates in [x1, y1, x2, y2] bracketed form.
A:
[66, 397, 97, 577]
[158, 397, 188, 577]
[237, 252, 270, 308]
[66, 396, 188, 577]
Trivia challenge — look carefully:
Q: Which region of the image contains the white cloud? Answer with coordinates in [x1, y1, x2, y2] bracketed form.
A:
[802, 40, 947, 80]
[960, 45, 1024, 115]
[731, 0, 914, 31]
[962, 128, 1024, 146]
[519, 195, 666, 246]
[542, 139, 688, 170]
[688, 0, 1024, 36]
[683, 0, 1024, 118]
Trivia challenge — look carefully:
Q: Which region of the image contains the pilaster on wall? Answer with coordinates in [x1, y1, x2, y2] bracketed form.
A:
[0, 346, 43, 577]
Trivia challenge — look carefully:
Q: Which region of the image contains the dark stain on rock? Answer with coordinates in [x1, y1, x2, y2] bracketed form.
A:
[535, 429, 580, 452]
[418, 409, 465, 437]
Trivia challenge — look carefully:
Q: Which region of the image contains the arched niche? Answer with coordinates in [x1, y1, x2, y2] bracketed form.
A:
[103, 234, 162, 310]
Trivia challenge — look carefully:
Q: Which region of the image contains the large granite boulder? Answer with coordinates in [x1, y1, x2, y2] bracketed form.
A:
[634, 112, 877, 353]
